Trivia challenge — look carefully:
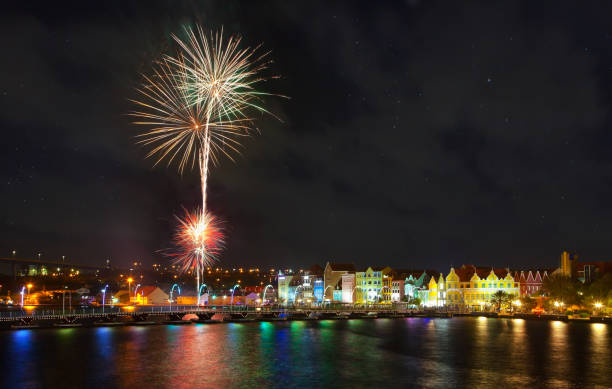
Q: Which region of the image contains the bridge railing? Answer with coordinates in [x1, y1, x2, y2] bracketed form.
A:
[0, 302, 417, 320]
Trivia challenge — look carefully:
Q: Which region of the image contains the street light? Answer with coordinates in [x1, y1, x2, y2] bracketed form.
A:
[20, 286, 25, 307]
[127, 277, 134, 298]
[594, 302, 603, 316]
[133, 284, 141, 304]
[26, 283, 33, 304]
[101, 285, 108, 313]
[169, 284, 180, 311]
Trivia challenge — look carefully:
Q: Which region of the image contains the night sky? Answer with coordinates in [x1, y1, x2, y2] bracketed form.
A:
[2, 1, 612, 271]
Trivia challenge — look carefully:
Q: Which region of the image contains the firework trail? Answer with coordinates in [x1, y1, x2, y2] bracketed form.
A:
[130, 25, 282, 302]
[131, 26, 281, 211]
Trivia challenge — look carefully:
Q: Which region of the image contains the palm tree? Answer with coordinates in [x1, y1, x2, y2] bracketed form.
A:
[490, 290, 511, 311]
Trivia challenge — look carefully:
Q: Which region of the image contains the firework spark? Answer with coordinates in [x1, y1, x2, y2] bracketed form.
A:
[169, 208, 224, 274]
[130, 25, 282, 302]
[130, 26, 281, 181]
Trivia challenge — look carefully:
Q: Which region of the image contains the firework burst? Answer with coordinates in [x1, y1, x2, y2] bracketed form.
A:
[130, 26, 282, 178]
[130, 25, 282, 302]
[169, 208, 225, 273]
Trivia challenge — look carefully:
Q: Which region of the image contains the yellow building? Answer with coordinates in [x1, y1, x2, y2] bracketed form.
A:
[422, 273, 447, 307]
[445, 265, 519, 310]
[382, 274, 393, 304]
[355, 266, 392, 303]
[132, 286, 169, 305]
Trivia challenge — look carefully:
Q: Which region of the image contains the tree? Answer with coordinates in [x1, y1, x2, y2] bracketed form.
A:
[541, 274, 581, 305]
[490, 290, 512, 311]
[519, 296, 536, 312]
[584, 273, 612, 308]
[408, 297, 421, 307]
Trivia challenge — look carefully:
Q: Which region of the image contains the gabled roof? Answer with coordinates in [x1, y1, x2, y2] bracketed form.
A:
[371, 266, 388, 271]
[139, 286, 167, 297]
[326, 263, 355, 272]
[493, 268, 510, 279]
[474, 267, 491, 279]
[114, 290, 129, 297]
[454, 265, 475, 282]
[308, 264, 324, 275]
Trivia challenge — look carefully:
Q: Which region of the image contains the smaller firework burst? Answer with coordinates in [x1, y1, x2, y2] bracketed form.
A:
[168, 207, 224, 274]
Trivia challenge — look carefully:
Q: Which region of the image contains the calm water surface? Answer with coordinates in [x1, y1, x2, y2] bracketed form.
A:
[1, 317, 610, 388]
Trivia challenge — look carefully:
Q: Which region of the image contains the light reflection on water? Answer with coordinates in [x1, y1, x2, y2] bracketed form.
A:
[0, 318, 610, 389]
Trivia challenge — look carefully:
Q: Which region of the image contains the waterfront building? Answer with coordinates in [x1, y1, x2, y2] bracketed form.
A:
[514, 270, 549, 296]
[314, 279, 324, 302]
[382, 273, 393, 304]
[134, 286, 169, 305]
[300, 264, 324, 303]
[391, 277, 405, 302]
[277, 271, 294, 304]
[355, 266, 392, 303]
[573, 261, 612, 283]
[554, 251, 611, 283]
[114, 289, 130, 304]
[278, 272, 306, 304]
[332, 285, 342, 302]
[323, 263, 355, 301]
[444, 265, 519, 310]
[559, 251, 577, 277]
[404, 271, 436, 301]
[287, 277, 302, 303]
[245, 292, 260, 305]
[341, 273, 356, 303]
[422, 273, 447, 307]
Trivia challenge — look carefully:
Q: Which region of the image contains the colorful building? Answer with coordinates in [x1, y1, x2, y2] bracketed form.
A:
[421, 273, 447, 307]
[323, 263, 355, 301]
[341, 273, 356, 303]
[133, 286, 169, 305]
[444, 265, 519, 310]
[404, 271, 436, 301]
[313, 279, 324, 302]
[382, 273, 393, 304]
[277, 272, 294, 304]
[391, 277, 405, 302]
[355, 266, 392, 303]
[515, 270, 549, 296]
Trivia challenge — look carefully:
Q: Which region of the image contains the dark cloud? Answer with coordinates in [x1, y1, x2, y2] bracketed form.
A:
[1, 1, 612, 270]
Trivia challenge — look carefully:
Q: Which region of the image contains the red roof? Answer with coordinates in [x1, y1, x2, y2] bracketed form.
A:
[139, 286, 162, 297]
[493, 268, 510, 279]
[454, 265, 476, 282]
[455, 265, 511, 280]
[574, 261, 612, 274]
